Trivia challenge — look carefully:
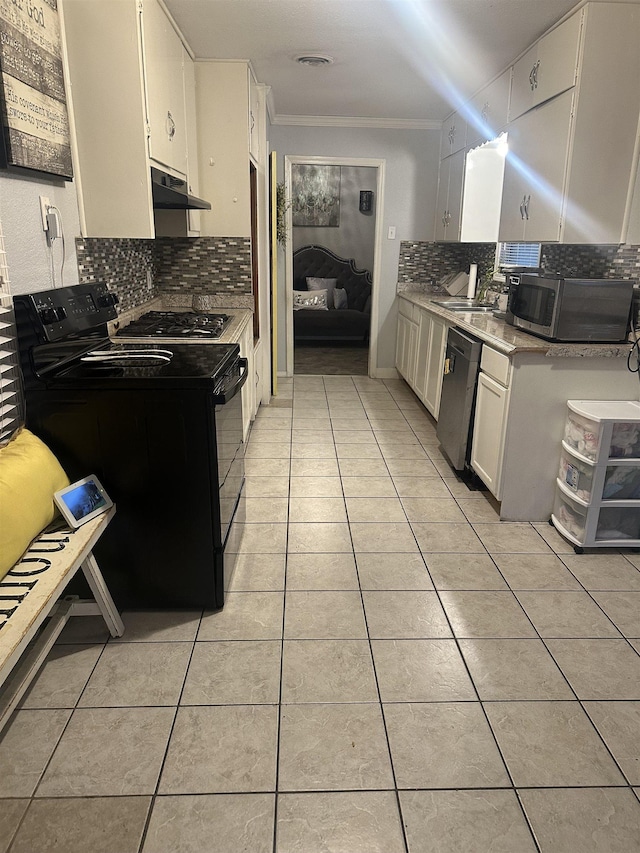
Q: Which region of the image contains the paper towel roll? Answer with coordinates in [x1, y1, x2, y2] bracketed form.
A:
[467, 264, 478, 300]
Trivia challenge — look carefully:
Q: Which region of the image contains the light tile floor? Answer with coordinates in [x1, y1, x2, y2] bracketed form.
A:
[1, 375, 640, 852]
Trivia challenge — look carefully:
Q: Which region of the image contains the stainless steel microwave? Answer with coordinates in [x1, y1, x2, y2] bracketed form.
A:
[508, 274, 634, 342]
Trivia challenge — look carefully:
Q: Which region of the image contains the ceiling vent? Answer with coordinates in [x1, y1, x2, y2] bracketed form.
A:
[295, 54, 334, 67]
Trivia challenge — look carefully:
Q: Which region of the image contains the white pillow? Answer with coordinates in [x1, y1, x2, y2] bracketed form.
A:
[307, 277, 337, 308]
[293, 289, 329, 310]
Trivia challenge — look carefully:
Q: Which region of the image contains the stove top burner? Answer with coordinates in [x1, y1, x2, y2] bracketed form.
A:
[119, 311, 231, 338]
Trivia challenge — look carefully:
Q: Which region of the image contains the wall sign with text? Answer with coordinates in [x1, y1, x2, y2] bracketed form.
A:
[0, 0, 73, 178]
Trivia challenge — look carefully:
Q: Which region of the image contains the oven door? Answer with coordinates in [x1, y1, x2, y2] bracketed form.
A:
[214, 357, 248, 544]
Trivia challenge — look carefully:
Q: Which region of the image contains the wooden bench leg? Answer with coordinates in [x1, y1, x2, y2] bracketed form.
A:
[0, 599, 76, 729]
[80, 553, 124, 638]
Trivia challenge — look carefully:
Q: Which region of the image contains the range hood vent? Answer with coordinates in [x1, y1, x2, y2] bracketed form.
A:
[151, 167, 211, 210]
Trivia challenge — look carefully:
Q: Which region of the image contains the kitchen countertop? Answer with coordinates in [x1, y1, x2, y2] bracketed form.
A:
[399, 289, 634, 359]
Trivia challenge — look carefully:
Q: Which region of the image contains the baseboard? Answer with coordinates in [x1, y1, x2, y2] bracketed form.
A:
[371, 368, 399, 379]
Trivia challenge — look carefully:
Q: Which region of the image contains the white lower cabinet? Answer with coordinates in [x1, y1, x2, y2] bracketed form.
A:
[395, 309, 419, 387]
[239, 320, 255, 442]
[420, 314, 447, 419]
[471, 372, 509, 498]
[471, 346, 511, 499]
[397, 300, 447, 417]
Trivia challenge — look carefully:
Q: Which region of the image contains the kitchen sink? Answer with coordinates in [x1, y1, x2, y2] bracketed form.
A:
[431, 300, 495, 313]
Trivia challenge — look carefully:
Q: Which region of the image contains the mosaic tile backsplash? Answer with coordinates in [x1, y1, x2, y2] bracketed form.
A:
[76, 238, 155, 313]
[398, 241, 640, 293]
[76, 236, 252, 312]
[154, 238, 252, 294]
[397, 242, 496, 291]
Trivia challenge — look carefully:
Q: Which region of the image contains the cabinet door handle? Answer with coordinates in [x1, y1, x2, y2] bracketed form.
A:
[448, 126, 455, 145]
[529, 60, 539, 91]
[519, 197, 525, 220]
[166, 111, 176, 140]
[481, 101, 490, 123]
[524, 194, 531, 219]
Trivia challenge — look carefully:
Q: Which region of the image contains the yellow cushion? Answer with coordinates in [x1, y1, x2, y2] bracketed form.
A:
[0, 428, 70, 580]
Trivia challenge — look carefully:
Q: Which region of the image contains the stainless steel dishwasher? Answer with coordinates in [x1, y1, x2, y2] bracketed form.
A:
[436, 326, 483, 472]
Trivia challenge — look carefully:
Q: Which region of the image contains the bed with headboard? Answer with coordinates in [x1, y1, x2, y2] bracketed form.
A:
[293, 245, 372, 343]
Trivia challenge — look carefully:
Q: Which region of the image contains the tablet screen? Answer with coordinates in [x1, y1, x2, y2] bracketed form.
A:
[54, 475, 113, 529]
[59, 481, 108, 521]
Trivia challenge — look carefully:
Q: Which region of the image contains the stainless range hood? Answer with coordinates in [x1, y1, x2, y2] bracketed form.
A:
[151, 167, 211, 210]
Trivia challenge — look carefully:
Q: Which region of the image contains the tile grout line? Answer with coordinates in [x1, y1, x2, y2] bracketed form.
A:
[344, 375, 412, 853]
[135, 610, 204, 853]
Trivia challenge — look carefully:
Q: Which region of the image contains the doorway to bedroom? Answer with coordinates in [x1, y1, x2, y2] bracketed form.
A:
[284, 156, 383, 377]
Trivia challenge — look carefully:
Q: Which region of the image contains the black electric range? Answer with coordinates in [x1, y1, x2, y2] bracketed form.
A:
[14, 283, 247, 609]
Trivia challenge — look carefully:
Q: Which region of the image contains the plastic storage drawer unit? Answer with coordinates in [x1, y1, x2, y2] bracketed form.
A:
[552, 400, 640, 551]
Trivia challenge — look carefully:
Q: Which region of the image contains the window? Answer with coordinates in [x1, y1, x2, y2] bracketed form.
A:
[0, 220, 25, 443]
[497, 242, 541, 269]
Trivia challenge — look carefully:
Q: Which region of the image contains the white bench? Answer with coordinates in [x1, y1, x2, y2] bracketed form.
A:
[0, 506, 124, 731]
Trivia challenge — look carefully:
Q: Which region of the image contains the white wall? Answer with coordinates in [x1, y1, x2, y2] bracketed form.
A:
[269, 124, 441, 373]
[0, 172, 81, 295]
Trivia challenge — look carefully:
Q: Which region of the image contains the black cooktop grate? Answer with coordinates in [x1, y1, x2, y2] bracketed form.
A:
[118, 311, 231, 338]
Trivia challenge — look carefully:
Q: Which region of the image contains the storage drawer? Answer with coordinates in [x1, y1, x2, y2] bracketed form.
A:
[558, 444, 594, 503]
[480, 346, 510, 386]
[596, 506, 640, 542]
[603, 463, 640, 501]
[564, 401, 640, 461]
[553, 488, 587, 542]
[563, 410, 602, 461]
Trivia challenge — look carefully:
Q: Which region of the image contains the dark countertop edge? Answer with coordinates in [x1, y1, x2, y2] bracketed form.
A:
[397, 290, 634, 359]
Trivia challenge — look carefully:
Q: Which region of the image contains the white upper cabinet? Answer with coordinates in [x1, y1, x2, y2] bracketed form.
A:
[509, 11, 582, 121]
[248, 68, 262, 163]
[466, 70, 511, 148]
[499, 90, 574, 243]
[183, 53, 201, 235]
[140, 0, 188, 176]
[501, 2, 640, 244]
[195, 62, 252, 238]
[440, 112, 467, 159]
[62, 0, 199, 238]
[434, 149, 465, 241]
[461, 136, 507, 242]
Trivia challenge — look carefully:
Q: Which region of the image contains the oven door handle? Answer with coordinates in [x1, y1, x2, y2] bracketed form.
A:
[214, 358, 249, 403]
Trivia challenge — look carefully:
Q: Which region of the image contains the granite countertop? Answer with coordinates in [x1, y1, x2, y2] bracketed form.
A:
[108, 298, 253, 346]
[398, 289, 634, 359]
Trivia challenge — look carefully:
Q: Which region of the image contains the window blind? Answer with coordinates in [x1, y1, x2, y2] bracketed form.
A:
[0, 224, 24, 443]
[498, 242, 541, 268]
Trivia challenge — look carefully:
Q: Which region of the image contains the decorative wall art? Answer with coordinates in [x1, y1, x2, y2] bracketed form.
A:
[0, 0, 73, 178]
[292, 164, 340, 227]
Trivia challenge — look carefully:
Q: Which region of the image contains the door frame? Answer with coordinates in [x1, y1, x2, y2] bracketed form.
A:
[284, 155, 386, 378]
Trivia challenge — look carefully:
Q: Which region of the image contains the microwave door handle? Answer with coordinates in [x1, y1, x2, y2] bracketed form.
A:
[214, 358, 248, 403]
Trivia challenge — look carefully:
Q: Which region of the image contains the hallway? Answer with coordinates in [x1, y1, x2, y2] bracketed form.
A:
[0, 375, 638, 851]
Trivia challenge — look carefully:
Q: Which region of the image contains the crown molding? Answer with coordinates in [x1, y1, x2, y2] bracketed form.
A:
[271, 114, 441, 130]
